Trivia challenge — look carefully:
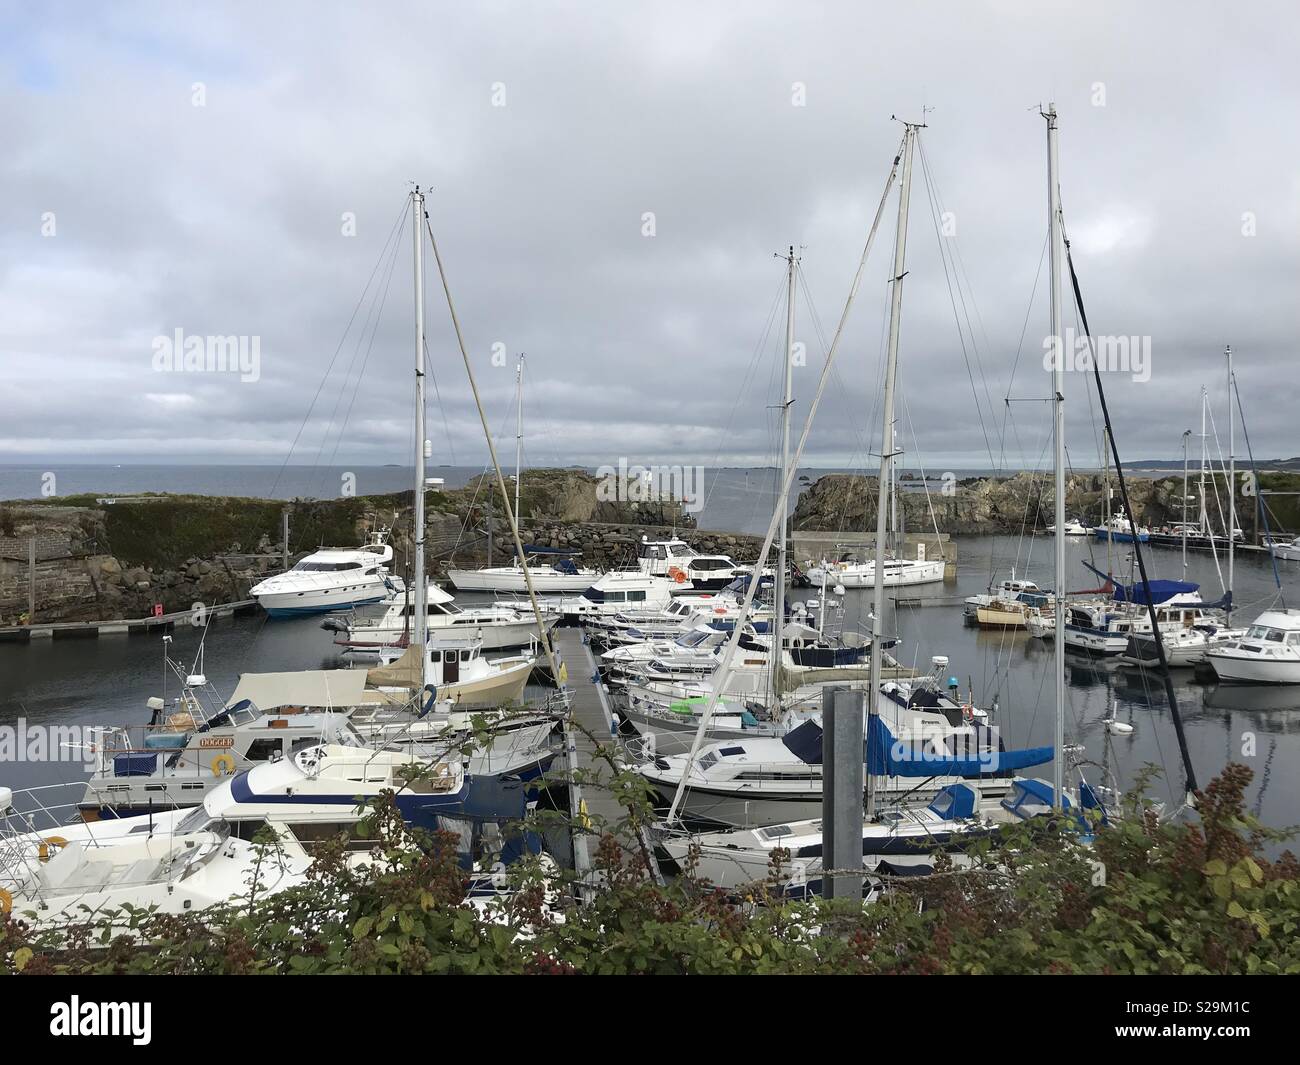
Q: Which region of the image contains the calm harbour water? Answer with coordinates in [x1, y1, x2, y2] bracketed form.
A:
[2, 530, 1297, 835]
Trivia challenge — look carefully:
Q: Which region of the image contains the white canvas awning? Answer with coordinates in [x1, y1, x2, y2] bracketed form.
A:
[226, 669, 369, 711]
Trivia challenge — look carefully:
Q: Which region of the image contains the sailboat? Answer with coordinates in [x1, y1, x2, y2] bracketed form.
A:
[447, 355, 603, 593]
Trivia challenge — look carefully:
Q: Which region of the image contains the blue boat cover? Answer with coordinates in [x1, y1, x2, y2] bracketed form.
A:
[1082, 562, 1228, 609]
[866, 716, 1053, 778]
[927, 783, 977, 819]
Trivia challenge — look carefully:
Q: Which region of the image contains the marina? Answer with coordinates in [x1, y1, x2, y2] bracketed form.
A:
[2, 1, 1298, 1001]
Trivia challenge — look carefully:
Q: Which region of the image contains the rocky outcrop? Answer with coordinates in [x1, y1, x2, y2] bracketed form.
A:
[791, 471, 1252, 535]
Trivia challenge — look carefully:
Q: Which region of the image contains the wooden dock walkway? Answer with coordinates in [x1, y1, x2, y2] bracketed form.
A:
[0, 600, 259, 642]
[553, 627, 634, 884]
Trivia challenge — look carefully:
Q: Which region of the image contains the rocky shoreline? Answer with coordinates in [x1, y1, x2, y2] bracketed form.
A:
[1, 466, 1289, 625]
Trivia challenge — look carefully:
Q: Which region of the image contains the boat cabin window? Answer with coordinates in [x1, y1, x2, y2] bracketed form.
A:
[287, 821, 381, 852]
[294, 561, 364, 572]
[229, 818, 271, 841]
[245, 738, 282, 761]
[697, 751, 719, 771]
[627, 590, 646, 602]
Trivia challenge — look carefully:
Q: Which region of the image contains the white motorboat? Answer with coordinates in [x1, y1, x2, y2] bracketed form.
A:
[1205, 609, 1300, 684]
[636, 536, 756, 591]
[656, 777, 1105, 895]
[447, 547, 600, 593]
[638, 698, 1045, 828]
[1269, 536, 1300, 562]
[250, 528, 400, 616]
[325, 582, 557, 653]
[1045, 518, 1089, 536]
[519, 568, 680, 624]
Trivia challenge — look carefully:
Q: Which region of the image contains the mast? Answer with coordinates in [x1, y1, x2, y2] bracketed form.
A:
[514, 354, 524, 521]
[866, 120, 918, 820]
[775, 246, 796, 682]
[411, 187, 429, 691]
[1181, 429, 1191, 576]
[1226, 345, 1234, 622]
[1199, 387, 1209, 535]
[1045, 103, 1066, 809]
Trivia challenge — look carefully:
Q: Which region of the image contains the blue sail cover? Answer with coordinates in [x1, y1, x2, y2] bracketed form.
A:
[866, 716, 1053, 778]
[1081, 562, 1228, 609]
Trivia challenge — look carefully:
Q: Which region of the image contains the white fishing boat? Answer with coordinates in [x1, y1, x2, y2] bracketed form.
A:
[250, 528, 400, 616]
[1091, 507, 1150, 543]
[963, 572, 1043, 619]
[1205, 609, 1300, 684]
[325, 581, 557, 653]
[364, 635, 536, 705]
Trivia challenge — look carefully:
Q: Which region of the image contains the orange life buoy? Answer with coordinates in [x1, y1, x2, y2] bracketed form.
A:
[671, 569, 686, 584]
[38, 836, 68, 863]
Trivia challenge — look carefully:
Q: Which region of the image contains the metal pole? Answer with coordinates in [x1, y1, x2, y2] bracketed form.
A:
[822, 685, 865, 902]
[28, 537, 36, 620]
[282, 508, 290, 570]
[867, 122, 917, 820]
[412, 187, 429, 692]
[1046, 103, 1066, 809]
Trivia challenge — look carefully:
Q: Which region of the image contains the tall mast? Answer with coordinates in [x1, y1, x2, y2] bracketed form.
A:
[866, 120, 918, 820]
[411, 187, 429, 691]
[1045, 103, 1066, 809]
[775, 246, 796, 679]
[1181, 429, 1191, 576]
[514, 354, 525, 522]
[1199, 387, 1209, 535]
[1226, 345, 1234, 622]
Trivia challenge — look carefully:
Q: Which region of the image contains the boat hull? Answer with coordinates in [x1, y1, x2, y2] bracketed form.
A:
[446, 568, 596, 593]
[1205, 652, 1300, 685]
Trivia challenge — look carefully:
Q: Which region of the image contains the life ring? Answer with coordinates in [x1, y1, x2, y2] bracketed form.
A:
[668, 566, 686, 583]
[211, 753, 237, 776]
[37, 836, 68, 863]
[962, 703, 975, 723]
[0, 887, 10, 915]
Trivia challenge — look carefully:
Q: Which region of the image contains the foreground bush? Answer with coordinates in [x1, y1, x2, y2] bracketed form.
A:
[2, 764, 1296, 975]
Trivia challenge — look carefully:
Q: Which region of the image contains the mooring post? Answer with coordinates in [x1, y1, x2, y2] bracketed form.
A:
[822, 684, 865, 901]
[281, 508, 290, 570]
[28, 537, 36, 621]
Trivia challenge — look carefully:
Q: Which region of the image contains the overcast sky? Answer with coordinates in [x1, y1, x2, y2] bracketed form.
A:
[3, 1, 1297, 474]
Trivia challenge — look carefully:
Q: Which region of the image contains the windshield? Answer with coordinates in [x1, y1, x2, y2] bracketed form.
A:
[174, 805, 213, 834]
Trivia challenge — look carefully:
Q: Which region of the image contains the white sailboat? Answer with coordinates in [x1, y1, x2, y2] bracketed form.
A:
[326, 581, 557, 653]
